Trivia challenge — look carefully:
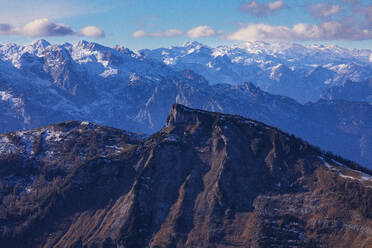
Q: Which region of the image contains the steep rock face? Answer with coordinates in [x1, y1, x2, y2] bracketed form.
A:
[132, 81, 372, 168]
[0, 104, 371, 247]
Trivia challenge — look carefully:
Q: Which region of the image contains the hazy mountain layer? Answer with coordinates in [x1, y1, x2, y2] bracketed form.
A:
[321, 78, 372, 103]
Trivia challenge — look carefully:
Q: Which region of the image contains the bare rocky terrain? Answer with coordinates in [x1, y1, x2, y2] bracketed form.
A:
[0, 104, 371, 247]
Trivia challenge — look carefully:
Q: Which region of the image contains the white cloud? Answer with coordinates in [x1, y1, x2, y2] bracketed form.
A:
[132, 30, 146, 38]
[19, 18, 74, 37]
[132, 29, 183, 38]
[186, 25, 222, 38]
[79, 26, 105, 38]
[239, 0, 286, 17]
[227, 22, 372, 41]
[0, 18, 104, 38]
[310, 3, 342, 19]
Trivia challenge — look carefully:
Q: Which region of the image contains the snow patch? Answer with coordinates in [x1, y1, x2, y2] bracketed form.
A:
[100, 68, 118, 77]
[0, 136, 18, 154]
[318, 156, 372, 182]
[44, 130, 64, 142]
[0, 91, 23, 108]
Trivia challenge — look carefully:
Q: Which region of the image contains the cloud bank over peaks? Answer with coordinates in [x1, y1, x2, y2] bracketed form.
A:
[132, 25, 222, 39]
[239, 0, 286, 17]
[227, 21, 372, 42]
[230, 1, 372, 42]
[187, 26, 222, 38]
[132, 29, 183, 38]
[0, 18, 104, 38]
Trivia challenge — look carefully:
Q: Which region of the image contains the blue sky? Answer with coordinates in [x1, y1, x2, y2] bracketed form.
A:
[0, 0, 371, 50]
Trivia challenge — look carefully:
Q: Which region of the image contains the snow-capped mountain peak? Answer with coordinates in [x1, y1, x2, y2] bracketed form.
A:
[180, 41, 205, 48]
[29, 39, 51, 49]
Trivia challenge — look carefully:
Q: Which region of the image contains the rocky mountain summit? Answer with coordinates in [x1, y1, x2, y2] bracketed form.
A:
[0, 104, 371, 247]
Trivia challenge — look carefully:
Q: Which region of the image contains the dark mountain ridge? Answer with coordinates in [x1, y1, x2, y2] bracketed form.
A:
[0, 104, 371, 247]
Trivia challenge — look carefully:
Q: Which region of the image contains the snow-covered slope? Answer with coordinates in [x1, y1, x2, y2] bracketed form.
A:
[2, 39, 371, 104]
[0, 39, 180, 131]
[140, 41, 372, 103]
[0, 39, 172, 86]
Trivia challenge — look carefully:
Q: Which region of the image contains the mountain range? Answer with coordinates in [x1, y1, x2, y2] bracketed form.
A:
[0, 40, 371, 168]
[0, 104, 371, 247]
[141, 41, 372, 103]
